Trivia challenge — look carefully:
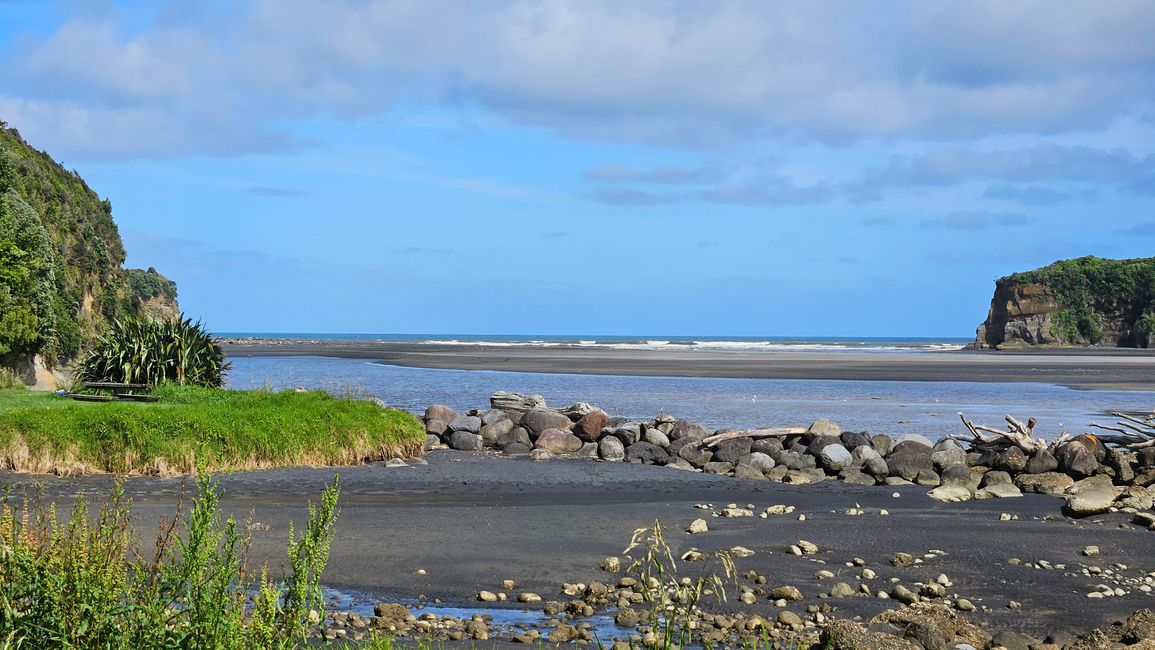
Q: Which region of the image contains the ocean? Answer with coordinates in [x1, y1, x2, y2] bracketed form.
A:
[221, 334, 1155, 440]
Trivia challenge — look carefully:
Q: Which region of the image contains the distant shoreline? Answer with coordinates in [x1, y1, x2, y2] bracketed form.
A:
[221, 339, 1155, 391]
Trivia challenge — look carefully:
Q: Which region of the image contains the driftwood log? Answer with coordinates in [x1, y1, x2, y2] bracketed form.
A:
[685, 427, 807, 450]
[952, 413, 1053, 454]
[1089, 411, 1155, 450]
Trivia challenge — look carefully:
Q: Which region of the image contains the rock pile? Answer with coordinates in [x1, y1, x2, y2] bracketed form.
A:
[418, 393, 1155, 524]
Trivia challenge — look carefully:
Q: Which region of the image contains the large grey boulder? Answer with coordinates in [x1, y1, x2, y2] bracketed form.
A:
[425, 404, 457, 423]
[522, 409, 573, 437]
[678, 444, 713, 468]
[558, 402, 598, 420]
[496, 427, 532, 449]
[490, 391, 547, 411]
[896, 433, 934, 449]
[888, 448, 934, 481]
[448, 415, 482, 434]
[871, 434, 893, 457]
[1058, 441, 1100, 478]
[535, 429, 583, 454]
[752, 437, 784, 458]
[931, 447, 968, 473]
[643, 429, 671, 448]
[449, 431, 483, 451]
[479, 409, 510, 426]
[626, 442, 670, 465]
[818, 443, 852, 472]
[608, 422, 644, 446]
[1015, 472, 1074, 495]
[1025, 449, 1059, 474]
[739, 451, 776, 473]
[806, 418, 842, 441]
[479, 419, 515, 445]
[670, 419, 711, 440]
[713, 438, 753, 463]
[598, 436, 626, 461]
[1062, 476, 1119, 517]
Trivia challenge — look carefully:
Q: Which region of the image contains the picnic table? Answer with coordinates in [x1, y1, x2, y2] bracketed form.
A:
[71, 382, 160, 403]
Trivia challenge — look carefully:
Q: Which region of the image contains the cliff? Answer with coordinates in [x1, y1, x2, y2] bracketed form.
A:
[975, 256, 1155, 349]
[0, 120, 179, 379]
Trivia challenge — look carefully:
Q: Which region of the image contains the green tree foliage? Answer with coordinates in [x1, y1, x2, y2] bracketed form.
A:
[124, 266, 178, 301]
[0, 190, 58, 362]
[1007, 256, 1155, 345]
[79, 314, 230, 388]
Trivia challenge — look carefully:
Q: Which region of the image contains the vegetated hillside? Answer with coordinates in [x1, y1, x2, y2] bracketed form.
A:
[974, 256, 1155, 349]
[0, 120, 179, 375]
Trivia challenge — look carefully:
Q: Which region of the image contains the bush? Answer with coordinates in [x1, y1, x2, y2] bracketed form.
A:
[78, 314, 229, 388]
[0, 474, 340, 648]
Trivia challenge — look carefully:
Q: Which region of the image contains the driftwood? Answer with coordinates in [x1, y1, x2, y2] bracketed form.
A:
[952, 413, 1050, 454]
[686, 427, 807, 450]
[1089, 411, 1155, 450]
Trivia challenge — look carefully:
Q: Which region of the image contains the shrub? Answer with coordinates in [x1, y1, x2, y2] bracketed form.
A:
[0, 474, 340, 648]
[78, 314, 230, 388]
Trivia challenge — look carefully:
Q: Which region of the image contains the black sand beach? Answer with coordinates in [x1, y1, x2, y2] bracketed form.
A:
[7, 452, 1151, 642]
[221, 340, 1155, 391]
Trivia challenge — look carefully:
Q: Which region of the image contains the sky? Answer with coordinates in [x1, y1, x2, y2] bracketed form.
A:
[1, 1, 1154, 337]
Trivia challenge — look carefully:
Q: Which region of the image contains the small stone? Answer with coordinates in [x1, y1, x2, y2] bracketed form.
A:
[891, 552, 914, 567]
[1082, 545, 1100, 557]
[517, 593, 541, 604]
[477, 591, 498, 602]
[602, 556, 622, 572]
[955, 598, 975, 611]
[501, 579, 516, 589]
[797, 540, 819, 554]
[687, 518, 709, 534]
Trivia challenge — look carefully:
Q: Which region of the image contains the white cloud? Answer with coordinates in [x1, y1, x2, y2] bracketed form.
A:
[2, 1, 1154, 158]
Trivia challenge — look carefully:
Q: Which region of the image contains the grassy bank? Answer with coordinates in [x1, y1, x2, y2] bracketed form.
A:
[0, 385, 424, 475]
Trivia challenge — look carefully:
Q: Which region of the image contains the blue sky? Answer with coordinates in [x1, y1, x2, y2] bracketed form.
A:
[2, 1, 1154, 337]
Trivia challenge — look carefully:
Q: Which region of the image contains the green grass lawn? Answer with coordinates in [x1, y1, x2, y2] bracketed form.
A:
[0, 385, 424, 474]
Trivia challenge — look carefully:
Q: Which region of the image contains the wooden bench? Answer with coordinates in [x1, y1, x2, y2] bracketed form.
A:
[71, 382, 159, 403]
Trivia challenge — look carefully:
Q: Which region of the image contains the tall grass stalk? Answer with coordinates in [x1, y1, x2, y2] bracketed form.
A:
[623, 520, 736, 649]
[0, 474, 340, 649]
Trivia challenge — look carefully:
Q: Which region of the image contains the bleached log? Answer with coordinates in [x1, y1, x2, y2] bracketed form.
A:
[953, 413, 1048, 453]
[1088, 410, 1155, 449]
[688, 427, 807, 450]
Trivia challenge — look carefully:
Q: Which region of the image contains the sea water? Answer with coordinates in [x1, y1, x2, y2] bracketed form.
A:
[225, 355, 1155, 440]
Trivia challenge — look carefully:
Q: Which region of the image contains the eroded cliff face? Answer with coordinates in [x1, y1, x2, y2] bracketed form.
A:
[975, 282, 1063, 348]
[974, 257, 1155, 349]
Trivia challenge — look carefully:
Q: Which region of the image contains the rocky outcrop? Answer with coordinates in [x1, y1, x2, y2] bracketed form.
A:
[975, 256, 1155, 349]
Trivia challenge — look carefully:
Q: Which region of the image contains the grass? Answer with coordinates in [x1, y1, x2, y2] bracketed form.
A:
[0, 473, 340, 648]
[0, 384, 425, 475]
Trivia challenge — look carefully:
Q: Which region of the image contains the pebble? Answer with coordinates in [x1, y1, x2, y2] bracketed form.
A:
[1083, 545, 1100, 557]
[517, 593, 541, 604]
[687, 519, 709, 534]
[602, 556, 621, 572]
[477, 591, 498, 602]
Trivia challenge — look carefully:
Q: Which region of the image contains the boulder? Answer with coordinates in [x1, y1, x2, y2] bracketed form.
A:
[840, 469, 877, 486]
[703, 461, 735, 475]
[643, 429, 671, 448]
[598, 436, 626, 461]
[888, 449, 934, 481]
[852, 445, 882, 464]
[713, 438, 753, 464]
[1015, 472, 1075, 495]
[818, 443, 853, 472]
[573, 410, 609, 443]
[915, 469, 941, 487]
[993, 446, 1028, 474]
[823, 620, 919, 650]
[871, 602, 992, 650]
[557, 402, 598, 420]
[896, 433, 934, 449]
[931, 447, 968, 472]
[626, 442, 670, 465]
[1025, 449, 1059, 474]
[535, 429, 583, 454]
[1107, 448, 1136, 484]
[975, 482, 1022, 499]
[1070, 433, 1107, 462]
[448, 415, 482, 434]
[840, 431, 872, 450]
[490, 391, 547, 411]
[863, 456, 890, 478]
[521, 409, 573, 437]
[751, 437, 784, 458]
[423, 434, 441, 450]
[1062, 477, 1120, 517]
[496, 427, 532, 449]
[980, 470, 1012, 487]
[1058, 441, 1100, 478]
[806, 418, 842, 440]
[940, 464, 974, 489]
[478, 409, 509, 426]
[504, 442, 531, 455]
[739, 451, 776, 474]
[679, 444, 714, 468]
[608, 422, 644, 446]
[871, 434, 893, 457]
[425, 419, 448, 436]
[479, 419, 514, 445]
[669, 419, 711, 440]
[1118, 485, 1153, 510]
[425, 404, 457, 423]
[734, 464, 768, 481]
[449, 431, 483, 451]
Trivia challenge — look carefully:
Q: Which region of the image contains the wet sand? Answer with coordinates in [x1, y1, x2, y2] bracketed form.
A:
[221, 340, 1155, 391]
[8, 452, 1152, 641]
